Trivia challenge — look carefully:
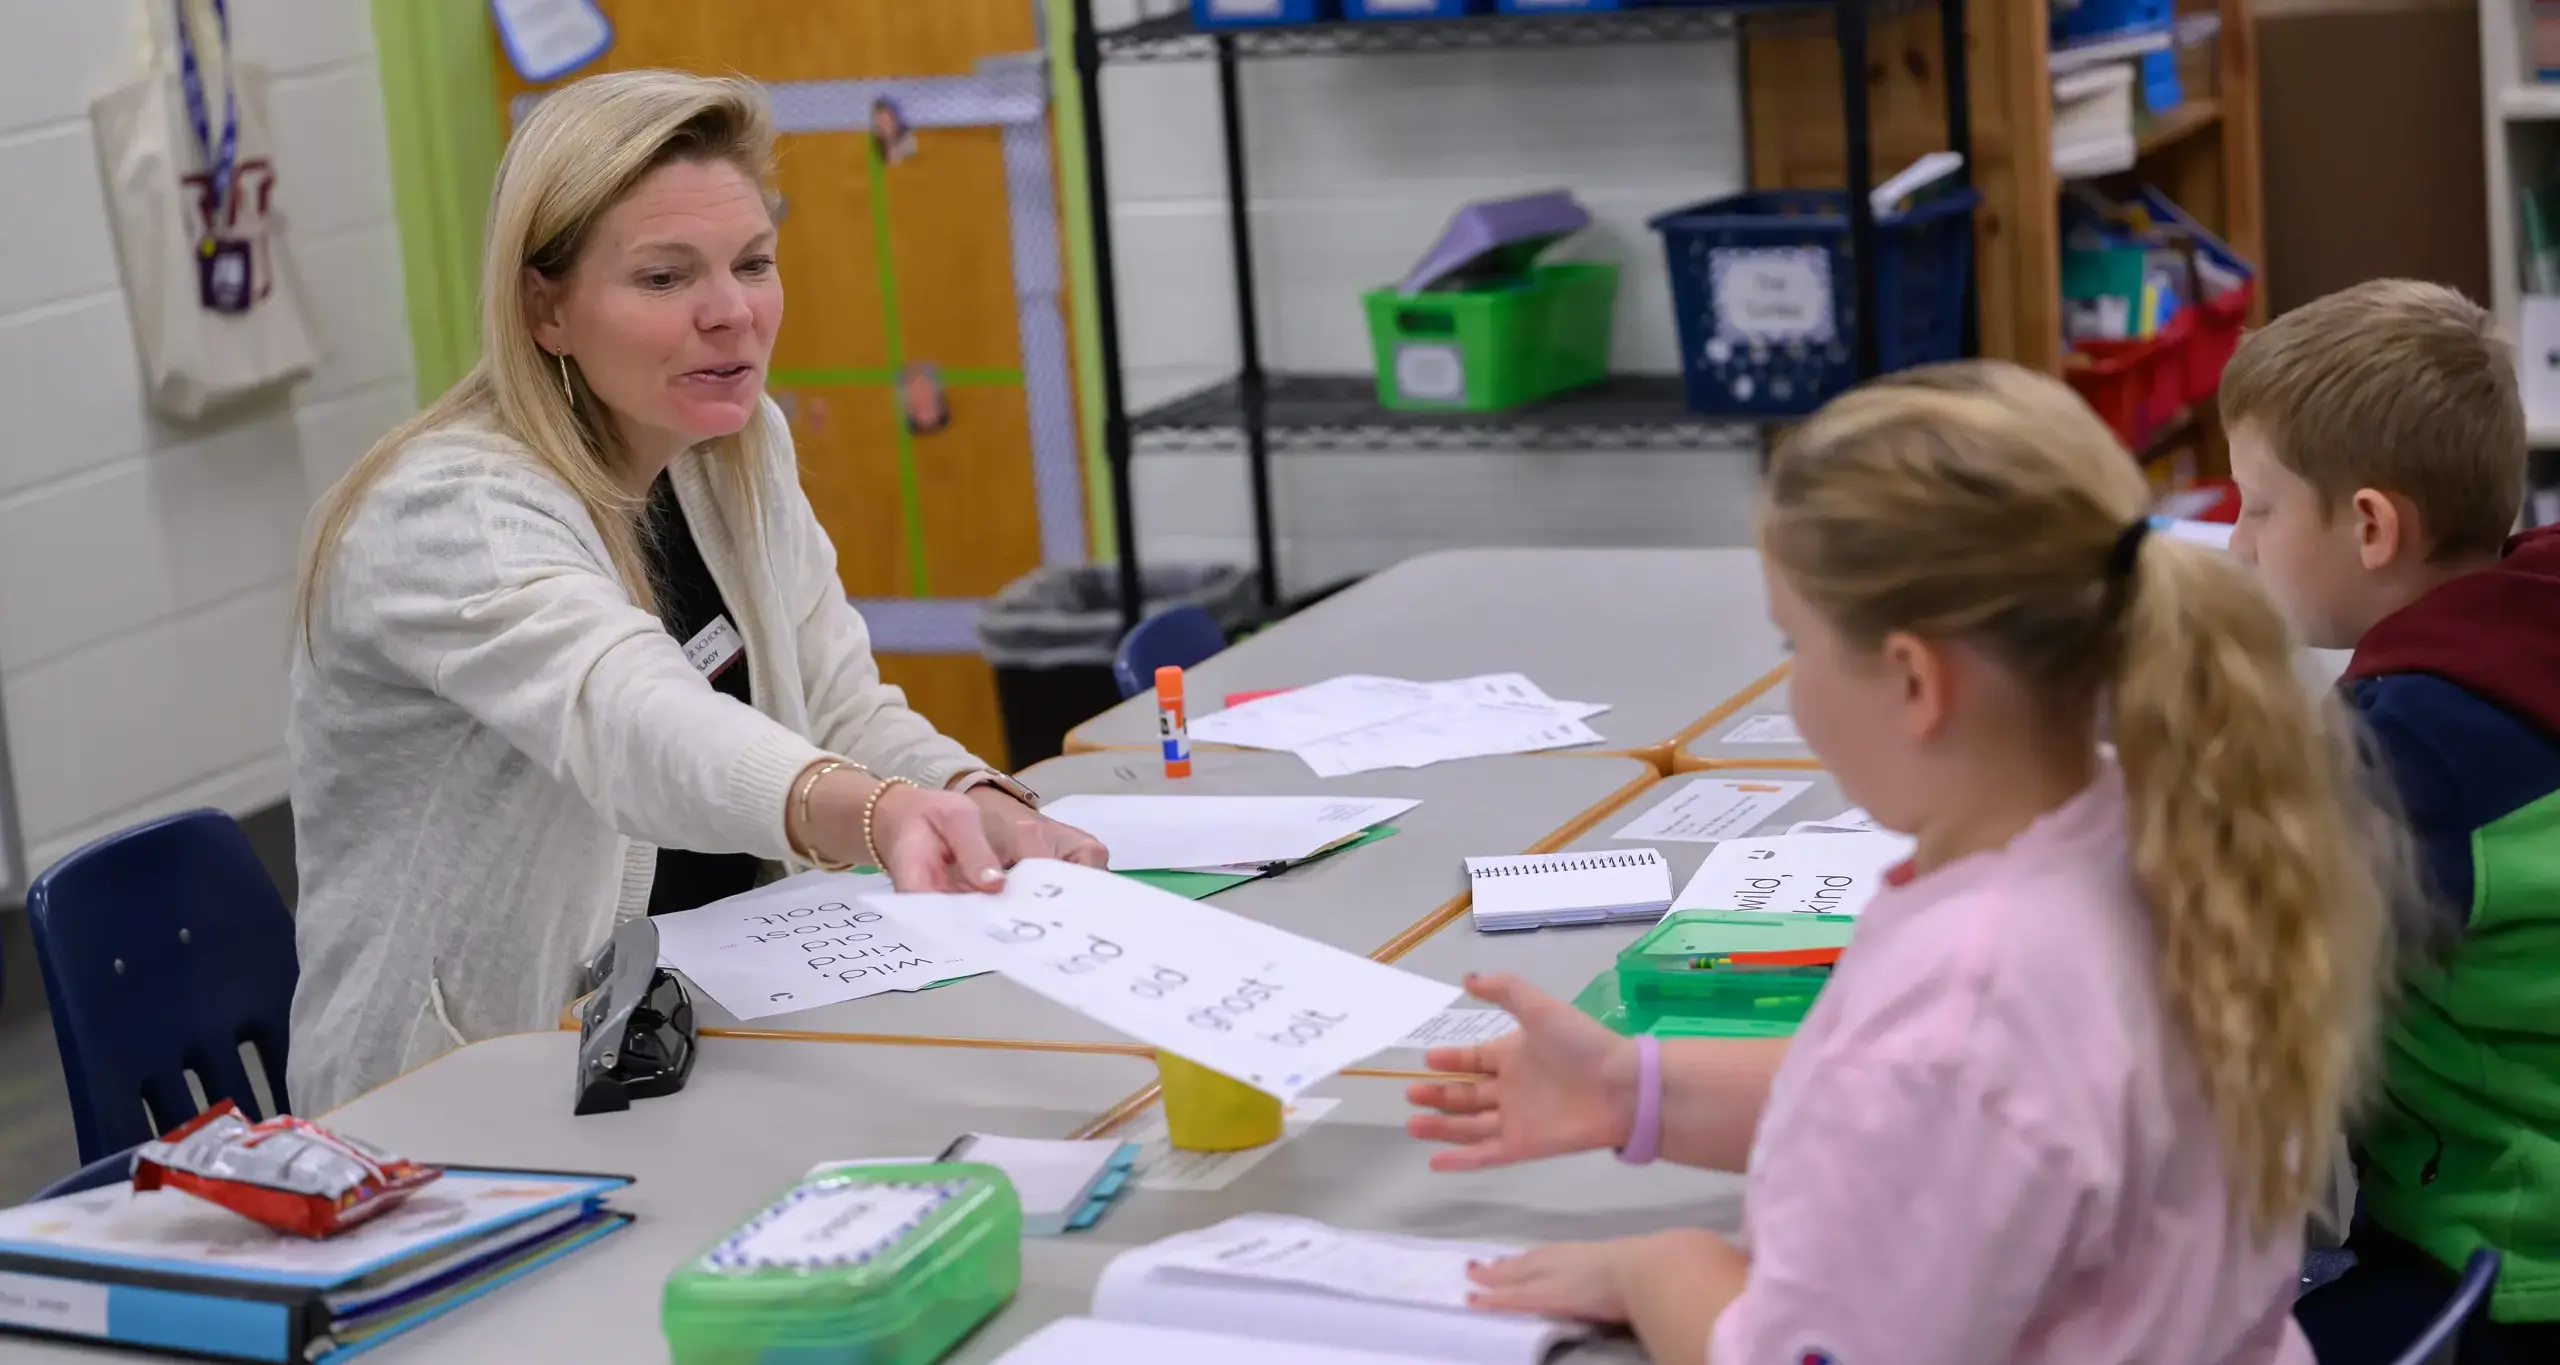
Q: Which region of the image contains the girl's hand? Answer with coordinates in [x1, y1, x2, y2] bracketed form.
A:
[966, 786, 1109, 870]
[1406, 972, 1639, 1171]
[1472, 1229, 1745, 1360]
[1465, 1240, 1641, 1322]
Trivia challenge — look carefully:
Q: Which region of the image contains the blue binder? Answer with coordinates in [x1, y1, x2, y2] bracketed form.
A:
[0, 1168, 632, 1362]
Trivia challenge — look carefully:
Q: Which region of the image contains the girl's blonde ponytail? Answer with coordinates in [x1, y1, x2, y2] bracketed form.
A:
[2110, 537, 2398, 1232]
[1761, 360, 2401, 1237]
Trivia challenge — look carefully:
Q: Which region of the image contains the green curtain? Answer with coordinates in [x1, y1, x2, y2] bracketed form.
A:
[1046, 0, 1116, 561]
[372, 0, 506, 404]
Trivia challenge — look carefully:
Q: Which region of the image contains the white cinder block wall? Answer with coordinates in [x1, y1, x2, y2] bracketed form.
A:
[1092, 0, 1764, 596]
[0, 1, 414, 888]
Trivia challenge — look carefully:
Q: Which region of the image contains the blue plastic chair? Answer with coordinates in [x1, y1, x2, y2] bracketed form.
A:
[2391, 1248, 2502, 1365]
[26, 809, 298, 1164]
[1112, 605, 1228, 700]
[27, 1145, 138, 1203]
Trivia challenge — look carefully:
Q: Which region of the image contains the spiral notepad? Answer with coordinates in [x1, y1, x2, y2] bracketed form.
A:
[1463, 849, 1673, 932]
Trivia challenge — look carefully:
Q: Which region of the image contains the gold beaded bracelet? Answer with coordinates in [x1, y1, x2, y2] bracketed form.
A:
[791, 758, 872, 872]
[862, 775, 920, 870]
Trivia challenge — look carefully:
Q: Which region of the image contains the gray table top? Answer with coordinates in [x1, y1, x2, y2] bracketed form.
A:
[691, 751, 1657, 1045]
[18, 1035, 1720, 1364]
[12, 1033, 1160, 1365]
[1065, 548, 1785, 759]
[1388, 768, 1848, 1010]
[1683, 650, 2360, 768]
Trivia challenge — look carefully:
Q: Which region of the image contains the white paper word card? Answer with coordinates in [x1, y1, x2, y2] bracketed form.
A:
[868, 862, 1458, 1101]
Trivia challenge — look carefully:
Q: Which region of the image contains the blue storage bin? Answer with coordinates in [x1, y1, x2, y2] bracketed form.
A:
[1499, 0, 1649, 13]
[2138, 48, 2183, 111]
[1651, 188, 1980, 418]
[2050, 0, 2171, 42]
[1347, 0, 1493, 16]
[1193, 0, 1339, 27]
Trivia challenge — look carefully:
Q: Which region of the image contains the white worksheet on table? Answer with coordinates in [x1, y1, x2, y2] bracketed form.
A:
[1038, 795, 1420, 873]
[1188, 676, 1442, 751]
[1719, 713, 1804, 745]
[1671, 832, 1915, 917]
[1611, 777, 1811, 843]
[868, 862, 1460, 1100]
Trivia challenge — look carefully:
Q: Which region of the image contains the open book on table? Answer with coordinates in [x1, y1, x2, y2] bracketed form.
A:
[993, 1213, 1586, 1365]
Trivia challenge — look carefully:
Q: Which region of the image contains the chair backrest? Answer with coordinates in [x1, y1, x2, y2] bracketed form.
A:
[27, 1145, 139, 1204]
[26, 809, 297, 1163]
[2392, 1248, 2502, 1365]
[1113, 605, 1228, 700]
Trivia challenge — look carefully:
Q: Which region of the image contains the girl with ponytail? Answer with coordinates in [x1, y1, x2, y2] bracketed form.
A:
[1405, 361, 2402, 1364]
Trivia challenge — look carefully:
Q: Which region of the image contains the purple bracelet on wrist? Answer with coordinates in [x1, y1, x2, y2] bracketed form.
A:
[1615, 1034, 1663, 1165]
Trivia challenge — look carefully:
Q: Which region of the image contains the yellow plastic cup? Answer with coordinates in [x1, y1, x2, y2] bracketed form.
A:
[1155, 1051, 1284, 1152]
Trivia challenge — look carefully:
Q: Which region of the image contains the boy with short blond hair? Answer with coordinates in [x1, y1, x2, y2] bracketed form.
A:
[2224, 278, 2560, 1363]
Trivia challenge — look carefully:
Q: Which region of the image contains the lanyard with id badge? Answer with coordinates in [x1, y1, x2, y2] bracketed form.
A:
[175, 0, 251, 315]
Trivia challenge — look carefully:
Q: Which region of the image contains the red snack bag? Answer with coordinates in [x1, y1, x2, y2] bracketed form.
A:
[131, 1101, 441, 1238]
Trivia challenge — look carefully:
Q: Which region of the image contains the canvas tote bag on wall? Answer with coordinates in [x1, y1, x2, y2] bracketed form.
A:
[92, 0, 321, 421]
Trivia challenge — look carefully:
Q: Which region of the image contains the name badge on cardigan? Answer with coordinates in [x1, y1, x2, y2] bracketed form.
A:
[682, 616, 745, 682]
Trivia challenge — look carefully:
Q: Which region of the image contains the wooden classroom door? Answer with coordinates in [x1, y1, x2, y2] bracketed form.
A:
[494, 2, 1089, 766]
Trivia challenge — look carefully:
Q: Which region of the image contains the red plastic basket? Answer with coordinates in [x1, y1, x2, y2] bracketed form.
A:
[2066, 310, 2197, 450]
[2185, 279, 2255, 404]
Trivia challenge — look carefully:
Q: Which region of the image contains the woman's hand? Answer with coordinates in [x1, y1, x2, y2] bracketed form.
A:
[1406, 972, 1639, 1172]
[964, 785, 1109, 870]
[867, 783, 1008, 892]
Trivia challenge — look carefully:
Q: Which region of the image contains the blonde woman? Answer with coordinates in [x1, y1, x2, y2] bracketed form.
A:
[287, 71, 1104, 1113]
[1404, 363, 2405, 1363]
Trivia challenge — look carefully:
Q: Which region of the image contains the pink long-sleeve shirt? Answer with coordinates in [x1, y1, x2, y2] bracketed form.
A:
[1708, 766, 2313, 1365]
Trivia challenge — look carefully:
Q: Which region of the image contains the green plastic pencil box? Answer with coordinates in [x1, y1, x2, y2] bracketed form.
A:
[1617, 910, 1857, 1033]
[663, 1161, 1022, 1365]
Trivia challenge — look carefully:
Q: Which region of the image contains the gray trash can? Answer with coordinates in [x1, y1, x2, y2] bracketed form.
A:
[977, 563, 1257, 766]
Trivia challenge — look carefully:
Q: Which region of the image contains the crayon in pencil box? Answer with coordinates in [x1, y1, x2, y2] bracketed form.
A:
[1689, 948, 1842, 972]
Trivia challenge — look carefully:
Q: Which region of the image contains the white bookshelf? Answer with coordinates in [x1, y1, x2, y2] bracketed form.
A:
[2482, 0, 2560, 446]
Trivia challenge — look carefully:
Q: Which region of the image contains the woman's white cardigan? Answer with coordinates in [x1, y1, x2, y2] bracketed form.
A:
[285, 399, 982, 1114]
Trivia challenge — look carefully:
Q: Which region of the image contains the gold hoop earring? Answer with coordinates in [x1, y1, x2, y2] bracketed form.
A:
[556, 352, 574, 402]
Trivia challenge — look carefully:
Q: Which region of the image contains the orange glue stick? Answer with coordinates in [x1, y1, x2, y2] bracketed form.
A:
[1156, 666, 1191, 778]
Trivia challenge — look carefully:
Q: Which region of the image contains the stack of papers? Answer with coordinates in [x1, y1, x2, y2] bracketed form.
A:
[1039, 795, 1420, 873]
[1670, 831, 1914, 917]
[810, 1136, 1142, 1237]
[1188, 674, 1607, 776]
[1464, 848, 1673, 932]
[986, 1213, 1587, 1365]
[943, 1135, 1138, 1235]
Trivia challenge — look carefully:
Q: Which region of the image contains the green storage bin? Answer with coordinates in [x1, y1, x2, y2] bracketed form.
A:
[664, 1162, 1022, 1365]
[1363, 262, 1618, 411]
[1573, 909, 1856, 1038]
